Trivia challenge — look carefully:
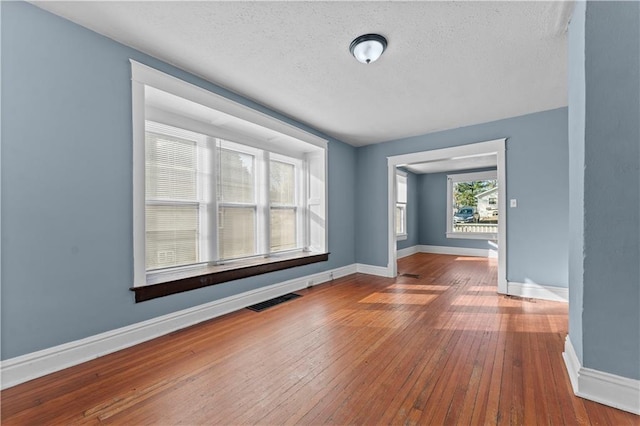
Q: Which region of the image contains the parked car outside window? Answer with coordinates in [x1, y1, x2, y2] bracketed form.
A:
[453, 207, 477, 223]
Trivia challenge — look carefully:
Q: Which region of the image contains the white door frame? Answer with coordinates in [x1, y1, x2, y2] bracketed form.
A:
[387, 138, 508, 294]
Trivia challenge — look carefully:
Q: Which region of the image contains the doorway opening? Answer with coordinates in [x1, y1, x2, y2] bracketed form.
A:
[386, 138, 507, 294]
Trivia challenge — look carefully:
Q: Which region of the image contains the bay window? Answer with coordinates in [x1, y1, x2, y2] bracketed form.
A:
[131, 61, 327, 299]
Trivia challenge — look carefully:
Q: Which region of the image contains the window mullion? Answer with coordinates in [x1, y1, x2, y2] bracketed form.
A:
[208, 136, 219, 263]
[296, 161, 304, 250]
[263, 152, 271, 256]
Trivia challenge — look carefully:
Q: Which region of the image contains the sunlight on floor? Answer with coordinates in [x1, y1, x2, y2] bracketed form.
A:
[359, 292, 438, 306]
[452, 295, 502, 307]
[434, 313, 502, 331]
[434, 313, 565, 333]
[467, 285, 496, 292]
[388, 284, 450, 291]
[545, 315, 568, 333]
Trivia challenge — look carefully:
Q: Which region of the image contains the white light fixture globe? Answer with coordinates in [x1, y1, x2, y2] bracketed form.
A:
[349, 34, 387, 64]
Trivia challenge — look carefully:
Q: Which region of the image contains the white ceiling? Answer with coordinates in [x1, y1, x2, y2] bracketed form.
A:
[32, 1, 573, 147]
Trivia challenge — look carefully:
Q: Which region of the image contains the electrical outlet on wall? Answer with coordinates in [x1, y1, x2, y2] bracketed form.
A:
[510, 199, 518, 208]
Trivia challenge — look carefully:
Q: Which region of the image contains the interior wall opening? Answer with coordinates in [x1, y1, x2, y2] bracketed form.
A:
[387, 139, 508, 294]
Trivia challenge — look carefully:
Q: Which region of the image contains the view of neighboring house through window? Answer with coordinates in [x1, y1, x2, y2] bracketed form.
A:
[396, 170, 408, 239]
[446, 170, 498, 240]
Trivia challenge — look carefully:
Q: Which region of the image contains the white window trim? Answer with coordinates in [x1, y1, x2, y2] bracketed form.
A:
[131, 60, 327, 288]
[131, 61, 327, 150]
[446, 170, 498, 240]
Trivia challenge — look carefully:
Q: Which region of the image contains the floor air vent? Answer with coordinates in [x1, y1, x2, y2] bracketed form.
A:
[246, 293, 302, 312]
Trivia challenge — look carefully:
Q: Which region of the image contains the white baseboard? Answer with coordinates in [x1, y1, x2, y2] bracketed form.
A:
[0, 263, 357, 390]
[397, 245, 420, 259]
[563, 335, 582, 392]
[418, 244, 497, 258]
[507, 281, 568, 303]
[356, 263, 394, 277]
[563, 336, 640, 415]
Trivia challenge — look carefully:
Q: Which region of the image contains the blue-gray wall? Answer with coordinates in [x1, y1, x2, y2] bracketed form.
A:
[0, 2, 356, 359]
[396, 169, 420, 251]
[356, 108, 569, 288]
[569, 1, 640, 380]
[418, 170, 497, 251]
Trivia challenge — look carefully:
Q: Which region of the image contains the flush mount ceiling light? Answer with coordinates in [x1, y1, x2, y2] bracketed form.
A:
[349, 34, 387, 64]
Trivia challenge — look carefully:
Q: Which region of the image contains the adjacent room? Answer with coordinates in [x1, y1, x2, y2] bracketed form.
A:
[1, 1, 638, 423]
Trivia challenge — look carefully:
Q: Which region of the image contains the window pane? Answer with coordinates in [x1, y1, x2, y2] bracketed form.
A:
[397, 174, 407, 203]
[271, 208, 296, 252]
[270, 161, 295, 205]
[219, 149, 254, 203]
[396, 205, 405, 234]
[219, 206, 256, 259]
[146, 204, 199, 270]
[452, 179, 498, 234]
[146, 132, 197, 200]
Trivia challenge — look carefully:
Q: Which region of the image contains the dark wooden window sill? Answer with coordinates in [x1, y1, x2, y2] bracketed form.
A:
[131, 252, 329, 302]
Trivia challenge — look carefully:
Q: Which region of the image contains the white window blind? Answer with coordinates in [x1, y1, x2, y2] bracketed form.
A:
[397, 173, 407, 204]
[143, 122, 307, 271]
[270, 160, 298, 252]
[145, 128, 203, 270]
[218, 146, 257, 260]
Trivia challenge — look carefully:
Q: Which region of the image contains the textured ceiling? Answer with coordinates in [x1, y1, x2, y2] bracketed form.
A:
[32, 1, 573, 146]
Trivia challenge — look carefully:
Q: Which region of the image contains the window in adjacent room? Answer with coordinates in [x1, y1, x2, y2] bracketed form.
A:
[131, 61, 327, 294]
[446, 170, 498, 240]
[396, 170, 408, 240]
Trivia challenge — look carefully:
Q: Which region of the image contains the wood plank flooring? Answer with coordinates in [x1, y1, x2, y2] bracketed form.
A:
[2, 253, 637, 425]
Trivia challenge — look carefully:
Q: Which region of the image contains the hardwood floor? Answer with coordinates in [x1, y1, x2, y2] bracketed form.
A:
[2, 253, 637, 425]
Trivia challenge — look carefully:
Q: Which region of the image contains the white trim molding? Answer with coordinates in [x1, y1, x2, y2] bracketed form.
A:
[356, 263, 394, 277]
[419, 244, 498, 258]
[130, 60, 327, 149]
[563, 336, 640, 415]
[507, 281, 568, 303]
[397, 245, 420, 259]
[0, 264, 356, 390]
